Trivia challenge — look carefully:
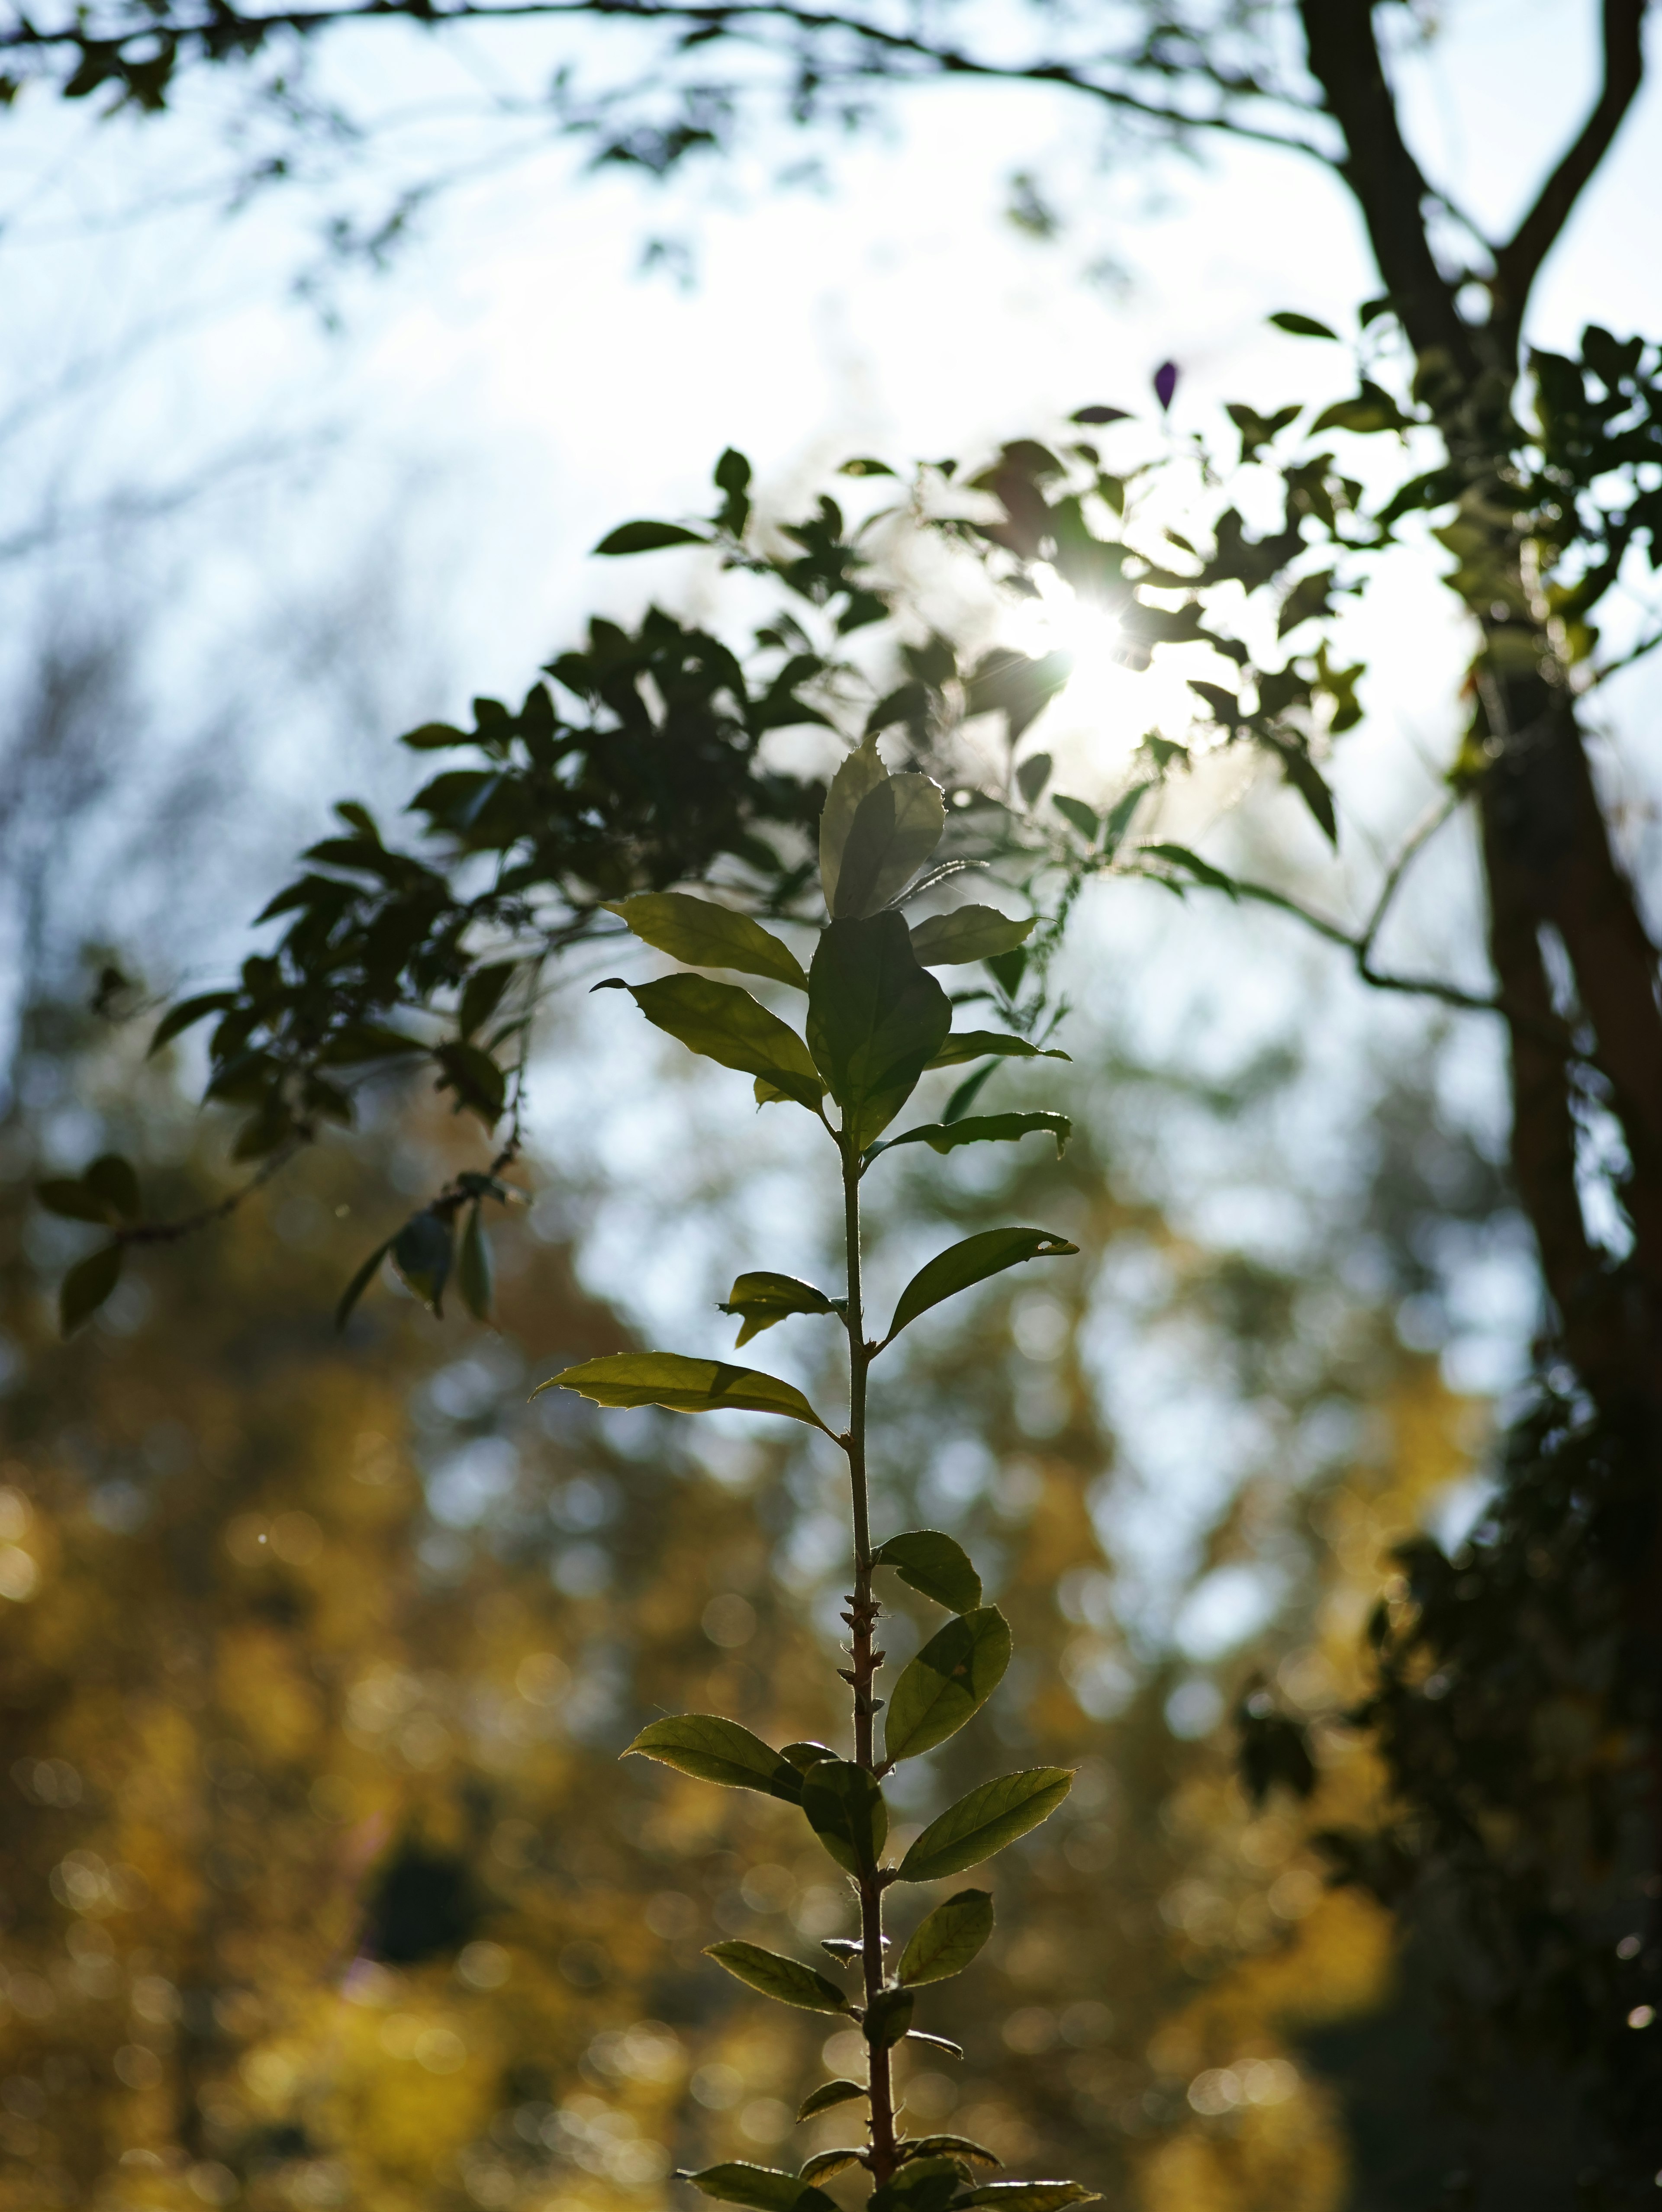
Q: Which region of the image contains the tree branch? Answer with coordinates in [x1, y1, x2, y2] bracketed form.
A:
[1490, 0, 1648, 348]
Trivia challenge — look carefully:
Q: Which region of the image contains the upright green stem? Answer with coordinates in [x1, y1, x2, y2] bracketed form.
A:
[839, 1141, 897, 2182]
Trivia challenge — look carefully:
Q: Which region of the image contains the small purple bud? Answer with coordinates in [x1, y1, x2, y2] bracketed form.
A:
[1153, 360, 1179, 413]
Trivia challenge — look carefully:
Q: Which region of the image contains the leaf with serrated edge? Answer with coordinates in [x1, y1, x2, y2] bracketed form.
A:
[867, 1113, 1070, 1163]
[885, 1228, 1079, 1344]
[873, 1530, 982, 1613]
[680, 2164, 838, 2212]
[908, 907, 1036, 967]
[896, 1890, 995, 1987]
[625, 1715, 804, 1803]
[831, 775, 946, 917]
[955, 2186, 1101, 2210]
[796, 2079, 868, 2122]
[704, 1942, 852, 2014]
[884, 1609, 1011, 1762]
[609, 974, 825, 1110]
[800, 2151, 866, 2182]
[538, 1353, 829, 1432]
[924, 1032, 1070, 1069]
[820, 735, 888, 916]
[606, 893, 807, 991]
[719, 1271, 837, 1348]
[896, 1768, 1074, 1883]
[899, 2138, 1001, 2169]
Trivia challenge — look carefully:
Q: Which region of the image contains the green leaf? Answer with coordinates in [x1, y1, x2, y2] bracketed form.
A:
[593, 520, 709, 555]
[1050, 794, 1100, 841]
[884, 1609, 1011, 1763]
[538, 1353, 830, 1432]
[718, 1271, 839, 1348]
[36, 1178, 110, 1225]
[924, 1032, 1069, 1070]
[864, 1988, 915, 2046]
[885, 1227, 1078, 1344]
[59, 1244, 122, 1337]
[392, 1212, 453, 1317]
[1269, 310, 1339, 340]
[899, 2137, 1000, 2170]
[1309, 381, 1411, 436]
[625, 1715, 805, 1804]
[147, 990, 238, 1057]
[867, 1112, 1070, 1164]
[781, 1740, 837, 1772]
[458, 961, 516, 1039]
[457, 1203, 493, 1322]
[433, 1039, 507, 1127]
[904, 2032, 965, 2060]
[1014, 752, 1052, 806]
[606, 974, 825, 1112]
[908, 907, 1036, 968]
[807, 913, 952, 1151]
[869, 2156, 967, 2212]
[796, 2079, 868, 2123]
[1267, 738, 1340, 848]
[680, 2164, 837, 2212]
[605, 893, 808, 991]
[829, 775, 947, 918]
[335, 1238, 395, 1333]
[399, 721, 469, 750]
[704, 1942, 852, 2015]
[956, 2187, 1101, 2210]
[839, 457, 897, 478]
[799, 2151, 866, 2183]
[819, 736, 889, 916]
[895, 1890, 994, 1987]
[801, 1758, 887, 1876]
[873, 1531, 982, 1614]
[895, 1768, 1074, 1883]
[1137, 842, 1240, 899]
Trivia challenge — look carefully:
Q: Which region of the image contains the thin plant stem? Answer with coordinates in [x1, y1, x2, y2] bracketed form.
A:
[839, 1138, 897, 2181]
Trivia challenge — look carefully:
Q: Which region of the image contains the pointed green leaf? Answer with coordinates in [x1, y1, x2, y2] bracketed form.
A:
[680, 2164, 837, 2212]
[801, 1757, 887, 1876]
[625, 1715, 805, 1803]
[605, 974, 825, 1111]
[896, 1768, 1074, 1883]
[82, 1154, 140, 1222]
[335, 1238, 395, 1333]
[885, 1228, 1078, 1344]
[392, 1212, 453, 1317]
[869, 2156, 967, 2212]
[605, 893, 808, 991]
[800, 2151, 866, 2182]
[956, 2187, 1100, 2210]
[867, 1112, 1070, 1163]
[59, 1243, 123, 1337]
[781, 1740, 838, 1772]
[884, 1609, 1011, 1763]
[904, 2032, 965, 2060]
[1269, 310, 1338, 339]
[908, 907, 1037, 968]
[796, 2080, 867, 2123]
[895, 1890, 994, 1987]
[458, 1202, 493, 1322]
[705, 1942, 853, 2015]
[819, 736, 889, 916]
[924, 1032, 1069, 1070]
[1051, 795, 1100, 842]
[36, 1178, 110, 1225]
[807, 913, 952, 1151]
[538, 1354, 830, 1432]
[831, 775, 946, 918]
[873, 1531, 982, 1614]
[458, 961, 517, 1039]
[718, 1271, 838, 1348]
[1138, 842, 1240, 899]
[864, 1987, 915, 2046]
[593, 520, 709, 555]
[899, 2138, 1000, 2170]
[147, 990, 238, 1057]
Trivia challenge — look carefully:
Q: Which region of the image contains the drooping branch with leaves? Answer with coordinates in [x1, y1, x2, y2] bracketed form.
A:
[533, 737, 1088, 2212]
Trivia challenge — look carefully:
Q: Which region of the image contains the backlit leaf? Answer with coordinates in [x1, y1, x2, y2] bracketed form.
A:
[625, 1714, 805, 1804]
[895, 1768, 1074, 1882]
[869, 2156, 966, 2212]
[885, 1228, 1078, 1344]
[718, 1271, 839, 1347]
[956, 2186, 1100, 2210]
[606, 893, 808, 991]
[1269, 310, 1339, 339]
[873, 1530, 982, 1614]
[924, 1032, 1069, 1070]
[593, 519, 709, 554]
[908, 907, 1036, 968]
[884, 1609, 1011, 1762]
[539, 1353, 830, 1432]
[1050, 794, 1100, 842]
[801, 1757, 887, 1876]
[147, 990, 238, 1057]
[59, 1243, 122, 1337]
[799, 2151, 866, 2182]
[704, 1942, 852, 2014]
[866, 1112, 1070, 1164]
[830, 775, 946, 918]
[819, 736, 889, 916]
[895, 1890, 994, 1986]
[603, 974, 824, 1111]
[863, 1988, 915, 2046]
[807, 914, 952, 1151]
[899, 2138, 1001, 2169]
[796, 2080, 867, 2122]
[680, 2164, 837, 2212]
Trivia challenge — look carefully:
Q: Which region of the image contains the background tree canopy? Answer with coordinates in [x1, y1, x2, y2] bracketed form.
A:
[2, 3, 1660, 2209]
